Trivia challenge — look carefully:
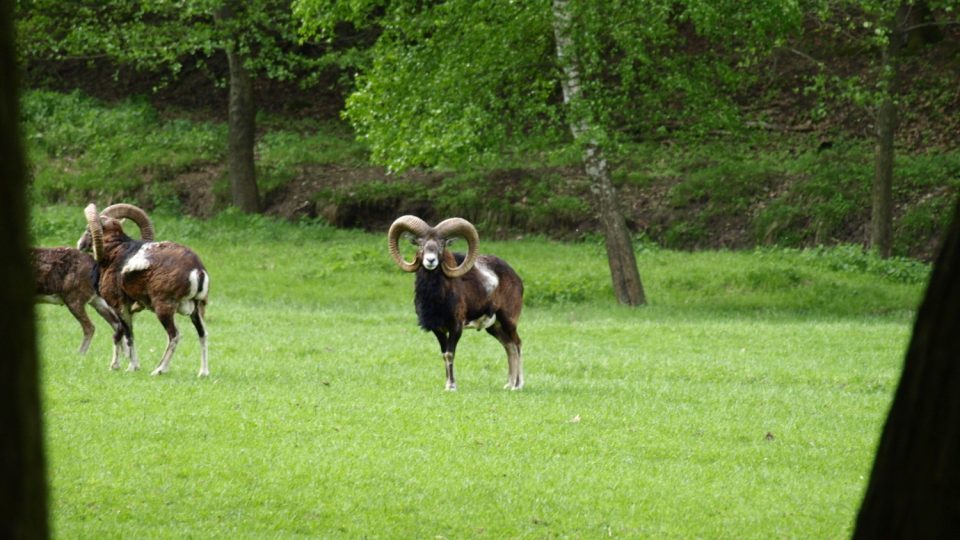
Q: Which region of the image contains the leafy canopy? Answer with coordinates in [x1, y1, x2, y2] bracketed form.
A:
[16, 0, 337, 87]
[296, 0, 805, 171]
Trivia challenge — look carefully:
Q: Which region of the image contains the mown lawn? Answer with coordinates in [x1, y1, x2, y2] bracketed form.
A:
[33, 206, 923, 538]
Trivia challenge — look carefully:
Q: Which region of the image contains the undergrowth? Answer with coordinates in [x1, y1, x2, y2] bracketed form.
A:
[21, 89, 960, 259]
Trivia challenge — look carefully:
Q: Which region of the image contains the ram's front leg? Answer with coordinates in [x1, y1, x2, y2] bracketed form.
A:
[433, 327, 462, 391]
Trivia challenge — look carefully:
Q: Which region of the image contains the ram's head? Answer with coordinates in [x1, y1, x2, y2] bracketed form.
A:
[77, 203, 155, 261]
[387, 215, 480, 278]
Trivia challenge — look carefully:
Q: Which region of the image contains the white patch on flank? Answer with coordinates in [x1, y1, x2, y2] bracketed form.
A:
[475, 260, 499, 295]
[122, 243, 158, 273]
[465, 313, 496, 331]
[37, 294, 64, 305]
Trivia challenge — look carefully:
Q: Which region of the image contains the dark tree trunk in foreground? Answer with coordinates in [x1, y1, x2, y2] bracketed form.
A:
[854, 197, 960, 538]
[551, 0, 646, 306]
[217, 3, 260, 213]
[870, 10, 903, 259]
[0, 0, 49, 536]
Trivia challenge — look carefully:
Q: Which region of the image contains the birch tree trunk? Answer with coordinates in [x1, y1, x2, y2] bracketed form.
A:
[216, 3, 260, 213]
[854, 196, 960, 537]
[552, 0, 646, 306]
[0, 2, 49, 535]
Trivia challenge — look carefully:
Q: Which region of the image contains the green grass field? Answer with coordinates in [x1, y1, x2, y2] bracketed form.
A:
[33, 206, 924, 538]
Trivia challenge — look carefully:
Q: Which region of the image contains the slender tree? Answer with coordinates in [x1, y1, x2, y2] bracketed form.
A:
[551, 0, 644, 305]
[870, 5, 904, 258]
[870, 1, 953, 257]
[854, 197, 960, 536]
[802, 0, 955, 257]
[1, 0, 48, 536]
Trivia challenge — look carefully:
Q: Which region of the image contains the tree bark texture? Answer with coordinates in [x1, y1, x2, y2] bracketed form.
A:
[854, 197, 960, 538]
[226, 46, 260, 212]
[551, 0, 646, 306]
[871, 11, 903, 259]
[217, 4, 260, 213]
[0, 0, 49, 536]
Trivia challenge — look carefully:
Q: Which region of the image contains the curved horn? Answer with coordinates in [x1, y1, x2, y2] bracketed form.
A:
[388, 215, 431, 273]
[84, 203, 104, 261]
[434, 217, 479, 278]
[100, 203, 155, 241]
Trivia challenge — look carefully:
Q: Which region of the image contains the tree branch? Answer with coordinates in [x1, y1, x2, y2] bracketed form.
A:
[900, 20, 960, 33]
[782, 47, 824, 68]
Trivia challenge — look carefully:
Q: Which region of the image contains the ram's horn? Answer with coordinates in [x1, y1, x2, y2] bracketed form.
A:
[434, 218, 479, 278]
[100, 203, 155, 241]
[388, 215, 431, 273]
[84, 203, 104, 261]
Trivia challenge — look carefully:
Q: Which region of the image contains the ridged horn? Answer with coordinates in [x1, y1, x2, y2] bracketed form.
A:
[434, 217, 479, 278]
[388, 215, 431, 273]
[84, 203, 104, 262]
[100, 204, 155, 241]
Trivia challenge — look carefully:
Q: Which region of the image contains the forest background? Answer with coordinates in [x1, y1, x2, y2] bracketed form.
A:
[14, 0, 960, 266]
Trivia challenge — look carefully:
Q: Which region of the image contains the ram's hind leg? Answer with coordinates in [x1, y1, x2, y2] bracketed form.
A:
[488, 320, 523, 390]
[191, 302, 209, 378]
[151, 304, 181, 376]
[65, 299, 95, 355]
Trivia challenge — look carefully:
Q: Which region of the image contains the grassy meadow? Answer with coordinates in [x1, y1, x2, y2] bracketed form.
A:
[32, 205, 926, 538]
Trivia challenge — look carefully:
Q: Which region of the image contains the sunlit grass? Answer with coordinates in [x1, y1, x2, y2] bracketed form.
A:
[34, 206, 922, 538]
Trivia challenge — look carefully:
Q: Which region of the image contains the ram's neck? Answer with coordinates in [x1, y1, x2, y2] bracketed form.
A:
[414, 268, 459, 331]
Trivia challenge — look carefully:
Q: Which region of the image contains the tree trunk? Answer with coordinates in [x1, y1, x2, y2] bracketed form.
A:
[551, 0, 646, 306]
[0, 1, 49, 537]
[870, 11, 903, 259]
[854, 196, 960, 537]
[217, 4, 260, 213]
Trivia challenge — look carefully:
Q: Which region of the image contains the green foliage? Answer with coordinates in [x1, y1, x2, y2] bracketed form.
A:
[297, 0, 806, 170]
[429, 170, 590, 234]
[340, 0, 558, 171]
[257, 122, 368, 169]
[256, 122, 370, 192]
[21, 88, 957, 258]
[755, 142, 873, 246]
[16, 0, 339, 86]
[317, 179, 429, 213]
[670, 162, 777, 212]
[22, 90, 225, 203]
[792, 244, 930, 285]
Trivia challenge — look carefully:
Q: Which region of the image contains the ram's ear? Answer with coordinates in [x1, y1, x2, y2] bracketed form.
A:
[445, 238, 457, 247]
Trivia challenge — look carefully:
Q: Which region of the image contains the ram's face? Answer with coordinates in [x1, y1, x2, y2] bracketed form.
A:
[419, 236, 444, 271]
[76, 229, 92, 252]
[76, 216, 124, 253]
